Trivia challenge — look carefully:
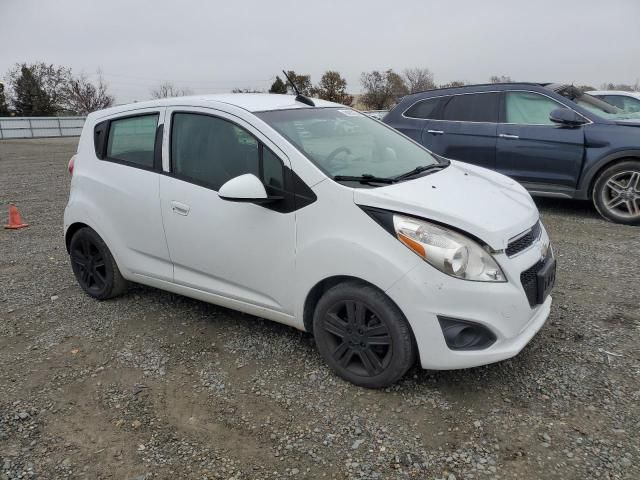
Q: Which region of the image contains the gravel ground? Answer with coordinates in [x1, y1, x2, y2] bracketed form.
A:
[1, 137, 639, 480]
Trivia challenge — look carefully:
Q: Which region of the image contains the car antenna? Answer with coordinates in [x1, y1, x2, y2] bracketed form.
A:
[282, 70, 315, 107]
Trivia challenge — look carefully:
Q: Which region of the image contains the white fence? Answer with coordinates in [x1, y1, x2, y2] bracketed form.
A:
[0, 116, 86, 139]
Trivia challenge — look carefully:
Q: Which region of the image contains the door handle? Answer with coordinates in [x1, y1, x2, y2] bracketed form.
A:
[427, 129, 444, 135]
[499, 133, 519, 140]
[170, 201, 190, 216]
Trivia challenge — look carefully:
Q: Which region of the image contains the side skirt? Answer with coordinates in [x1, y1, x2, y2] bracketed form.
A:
[129, 272, 305, 331]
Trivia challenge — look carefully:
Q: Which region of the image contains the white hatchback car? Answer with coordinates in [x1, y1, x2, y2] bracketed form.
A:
[64, 93, 555, 387]
[587, 90, 640, 113]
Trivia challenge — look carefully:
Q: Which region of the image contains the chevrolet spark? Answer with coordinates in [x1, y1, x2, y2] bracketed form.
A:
[64, 94, 555, 388]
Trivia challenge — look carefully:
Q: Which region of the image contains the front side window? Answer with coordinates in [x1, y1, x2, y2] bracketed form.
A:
[442, 93, 499, 122]
[170, 112, 284, 190]
[505, 92, 563, 125]
[256, 108, 440, 180]
[106, 114, 159, 167]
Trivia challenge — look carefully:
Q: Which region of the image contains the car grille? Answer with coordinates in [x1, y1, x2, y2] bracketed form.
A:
[506, 221, 542, 257]
[520, 260, 545, 307]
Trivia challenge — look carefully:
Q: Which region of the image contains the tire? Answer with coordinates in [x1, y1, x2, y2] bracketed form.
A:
[592, 160, 640, 225]
[312, 281, 416, 388]
[69, 227, 127, 300]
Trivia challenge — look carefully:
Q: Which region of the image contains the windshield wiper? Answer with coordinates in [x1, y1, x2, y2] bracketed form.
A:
[333, 174, 397, 184]
[393, 161, 449, 181]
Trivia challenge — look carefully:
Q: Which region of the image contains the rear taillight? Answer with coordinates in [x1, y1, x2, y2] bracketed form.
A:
[68, 155, 76, 175]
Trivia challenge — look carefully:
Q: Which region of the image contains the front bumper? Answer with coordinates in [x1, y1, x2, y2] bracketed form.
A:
[386, 230, 553, 370]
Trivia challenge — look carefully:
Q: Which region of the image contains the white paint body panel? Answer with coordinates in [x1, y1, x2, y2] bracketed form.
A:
[587, 90, 640, 100]
[64, 94, 552, 371]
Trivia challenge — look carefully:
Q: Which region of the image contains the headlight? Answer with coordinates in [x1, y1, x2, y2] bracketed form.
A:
[393, 215, 506, 282]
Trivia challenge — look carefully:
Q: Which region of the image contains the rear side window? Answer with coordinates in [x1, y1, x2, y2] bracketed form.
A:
[106, 114, 159, 167]
[404, 97, 442, 119]
[170, 112, 284, 191]
[603, 95, 640, 113]
[505, 92, 563, 125]
[442, 93, 499, 122]
[602, 95, 626, 109]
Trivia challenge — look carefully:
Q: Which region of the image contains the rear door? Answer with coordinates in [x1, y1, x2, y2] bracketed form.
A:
[421, 92, 499, 169]
[394, 96, 444, 142]
[496, 91, 585, 188]
[90, 108, 173, 281]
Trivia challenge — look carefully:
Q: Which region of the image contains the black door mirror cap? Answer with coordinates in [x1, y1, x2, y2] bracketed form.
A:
[549, 108, 587, 127]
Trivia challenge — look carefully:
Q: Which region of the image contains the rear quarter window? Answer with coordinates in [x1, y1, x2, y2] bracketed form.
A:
[404, 97, 443, 119]
[105, 114, 159, 168]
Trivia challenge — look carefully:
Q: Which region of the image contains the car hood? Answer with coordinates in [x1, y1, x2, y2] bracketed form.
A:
[353, 160, 539, 250]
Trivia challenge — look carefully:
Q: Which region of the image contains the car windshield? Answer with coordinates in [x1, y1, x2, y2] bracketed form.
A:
[256, 107, 441, 180]
[555, 86, 640, 121]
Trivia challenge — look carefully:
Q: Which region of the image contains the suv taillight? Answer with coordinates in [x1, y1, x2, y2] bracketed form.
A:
[68, 155, 76, 175]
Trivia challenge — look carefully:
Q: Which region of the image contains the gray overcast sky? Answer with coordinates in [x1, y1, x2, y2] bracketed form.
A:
[1, 0, 639, 104]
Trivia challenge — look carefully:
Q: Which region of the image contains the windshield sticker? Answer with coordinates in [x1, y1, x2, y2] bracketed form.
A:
[338, 109, 361, 117]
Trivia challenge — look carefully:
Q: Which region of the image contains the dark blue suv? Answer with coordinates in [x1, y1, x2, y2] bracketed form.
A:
[384, 83, 640, 225]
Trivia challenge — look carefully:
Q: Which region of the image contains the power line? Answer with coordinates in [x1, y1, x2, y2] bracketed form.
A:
[93, 71, 274, 86]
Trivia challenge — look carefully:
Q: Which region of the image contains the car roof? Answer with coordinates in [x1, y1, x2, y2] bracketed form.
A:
[397, 82, 553, 103]
[94, 94, 342, 118]
[587, 90, 640, 98]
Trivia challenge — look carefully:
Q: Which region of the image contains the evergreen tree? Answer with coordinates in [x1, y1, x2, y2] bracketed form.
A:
[0, 83, 9, 115]
[13, 66, 56, 116]
[269, 76, 287, 94]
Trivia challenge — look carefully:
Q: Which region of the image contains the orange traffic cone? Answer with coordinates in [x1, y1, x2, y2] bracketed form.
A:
[4, 204, 29, 229]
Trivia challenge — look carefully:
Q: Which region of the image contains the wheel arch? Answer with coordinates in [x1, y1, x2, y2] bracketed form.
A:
[579, 151, 640, 198]
[65, 222, 91, 253]
[302, 275, 415, 341]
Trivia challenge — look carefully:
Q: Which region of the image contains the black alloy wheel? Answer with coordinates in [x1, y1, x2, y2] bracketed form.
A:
[69, 227, 127, 300]
[322, 300, 392, 377]
[313, 281, 416, 388]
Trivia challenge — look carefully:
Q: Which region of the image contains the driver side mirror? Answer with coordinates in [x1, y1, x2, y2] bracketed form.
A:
[218, 174, 282, 204]
[549, 108, 587, 127]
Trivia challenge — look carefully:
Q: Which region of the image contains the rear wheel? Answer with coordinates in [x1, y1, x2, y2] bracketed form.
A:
[593, 160, 640, 225]
[312, 281, 416, 388]
[69, 227, 127, 300]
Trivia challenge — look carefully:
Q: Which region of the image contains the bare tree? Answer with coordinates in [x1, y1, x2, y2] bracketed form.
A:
[151, 82, 193, 99]
[231, 87, 264, 93]
[63, 73, 114, 114]
[313, 71, 353, 105]
[599, 82, 639, 92]
[439, 80, 468, 88]
[490, 75, 513, 84]
[403, 68, 436, 93]
[360, 69, 408, 110]
[283, 71, 313, 95]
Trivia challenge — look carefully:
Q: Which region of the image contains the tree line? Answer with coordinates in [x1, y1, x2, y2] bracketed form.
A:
[1, 62, 638, 117]
[0, 62, 114, 116]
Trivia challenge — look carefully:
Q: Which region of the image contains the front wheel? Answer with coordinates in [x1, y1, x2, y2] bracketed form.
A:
[312, 281, 416, 388]
[592, 160, 640, 225]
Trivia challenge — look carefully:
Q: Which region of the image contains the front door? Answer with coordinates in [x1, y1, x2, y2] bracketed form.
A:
[496, 91, 586, 188]
[159, 108, 296, 314]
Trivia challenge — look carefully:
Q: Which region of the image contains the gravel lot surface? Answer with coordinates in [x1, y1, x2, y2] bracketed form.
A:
[1, 137, 639, 480]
